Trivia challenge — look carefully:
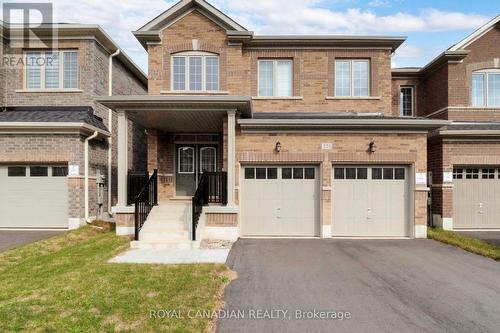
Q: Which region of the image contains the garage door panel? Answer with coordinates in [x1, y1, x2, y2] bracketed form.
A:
[333, 166, 410, 237]
[242, 166, 319, 237]
[0, 166, 68, 228]
[453, 167, 500, 229]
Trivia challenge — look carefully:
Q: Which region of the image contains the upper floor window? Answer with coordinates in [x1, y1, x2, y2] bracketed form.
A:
[335, 59, 369, 97]
[258, 59, 293, 97]
[171, 52, 219, 92]
[400, 86, 414, 117]
[25, 50, 78, 90]
[471, 70, 500, 107]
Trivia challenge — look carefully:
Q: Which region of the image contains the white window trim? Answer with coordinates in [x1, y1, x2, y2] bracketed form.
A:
[257, 59, 293, 97]
[171, 51, 219, 92]
[400, 86, 414, 117]
[334, 59, 370, 97]
[24, 50, 78, 90]
[177, 147, 195, 174]
[471, 69, 500, 107]
[199, 147, 217, 173]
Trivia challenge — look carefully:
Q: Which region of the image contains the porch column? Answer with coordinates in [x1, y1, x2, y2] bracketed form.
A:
[117, 110, 128, 207]
[227, 110, 236, 206]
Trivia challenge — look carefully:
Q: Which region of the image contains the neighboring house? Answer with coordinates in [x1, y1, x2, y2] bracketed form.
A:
[392, 16, 500, 231]
[0, 22, 147, 229]
[98, 0, 448, 244]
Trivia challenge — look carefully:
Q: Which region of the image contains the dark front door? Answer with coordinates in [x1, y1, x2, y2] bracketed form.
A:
[176, 145, 217, 196]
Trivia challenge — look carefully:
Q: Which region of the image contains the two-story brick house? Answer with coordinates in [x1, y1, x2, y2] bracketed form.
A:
[98, 0, 448, 245]
[392, 16, 500, 232]
[0, 22, 147, 229]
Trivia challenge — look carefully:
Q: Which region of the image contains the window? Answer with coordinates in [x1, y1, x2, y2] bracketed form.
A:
[357, 168, 368, 180]
[482, 168, 495, 179]
[372, 168, 382, 180]
[178, 147, 195, 174]
[346, 168, 356, 180]
[245, 168, 255, 179]
[258, 60, 293, 97]
[8, 167, 26, 177]
[335, 60, 369, 97]
[256, 168, 267, 179]
[200, 147, 216, 173]
[30, 166, 48, 177]
[25, 50, 78, 89]
[400, 87, 414, 116]
[453, 168, 463, 179]
[52, 166, 68, 177]
[305, 168, 315, 179]
[465, 168, 479, 179]
[334, 168, 345, 180]
[172, 53, 219, 91]
[471, 70, 500, 107]
[293, 168, 304, 179]
[383, 168, 394, 180]
[267, 168, 278, 179]
[282, 168, 292, 179]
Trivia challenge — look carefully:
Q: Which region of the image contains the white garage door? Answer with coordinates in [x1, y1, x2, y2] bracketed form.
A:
[332, 166, 410, 237]
[0, 166, 69, 228]
[241, 166, 320, 237]
[453, 167, 500, 229]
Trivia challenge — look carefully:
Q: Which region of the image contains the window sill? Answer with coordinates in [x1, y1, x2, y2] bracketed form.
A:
[160, 90, 229, 95]
[252, 96, 303, 100]
[326, 96, 381, 100]
[16, 89, 83, 93]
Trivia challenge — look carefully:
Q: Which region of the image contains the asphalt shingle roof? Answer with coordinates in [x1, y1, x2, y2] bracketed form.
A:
[0, 106, 108, 132]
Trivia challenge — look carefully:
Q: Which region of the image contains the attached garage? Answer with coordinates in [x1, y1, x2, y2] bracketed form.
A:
[241, 166, 320, 237]
[453, 167, 500, 229]
[0, 166, 69, 229]
[332, 166, 411, 237]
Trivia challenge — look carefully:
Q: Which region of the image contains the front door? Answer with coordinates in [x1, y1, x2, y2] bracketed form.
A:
[176, 145, 217, 196]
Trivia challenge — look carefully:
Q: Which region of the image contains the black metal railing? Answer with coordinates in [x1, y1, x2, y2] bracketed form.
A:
[134, 169, 158, 241]
[128, 170, 149, 205]
[192, 172, 227, 241]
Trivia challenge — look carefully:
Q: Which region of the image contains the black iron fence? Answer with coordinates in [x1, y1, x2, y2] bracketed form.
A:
[134, 169, 158, 241]
[192, 172, 227, 241]
[127, 170, 149, 205]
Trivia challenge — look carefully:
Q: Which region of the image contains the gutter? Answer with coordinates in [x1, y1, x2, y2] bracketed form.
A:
[108, 49, 120, 215]
[85, 131, 99, 223]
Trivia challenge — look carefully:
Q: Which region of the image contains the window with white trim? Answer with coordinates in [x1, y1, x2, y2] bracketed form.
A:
[171, 52, 219, 92]
[258, 59, 293, 97]
[335, 59, 369, 97]
[471, 70, 500, 107]
[178, 147, 195, 174]
[25, 50, 78, 89]
[400, 86, 414, 117]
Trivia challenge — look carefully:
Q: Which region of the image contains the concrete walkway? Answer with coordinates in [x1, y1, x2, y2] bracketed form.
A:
[0, 230, 64, 252]
[109, 248, 230, 264]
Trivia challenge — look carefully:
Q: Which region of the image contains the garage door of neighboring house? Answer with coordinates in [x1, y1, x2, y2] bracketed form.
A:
[332, 166, 410, 237]
[453, 167, 500, 229]
[241, 166, 320, 237]
[0, 166, 69, 228]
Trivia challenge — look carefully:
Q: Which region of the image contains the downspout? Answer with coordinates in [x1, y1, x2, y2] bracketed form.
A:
[108, 49, 120, 215]
[85, 131, 99, 223]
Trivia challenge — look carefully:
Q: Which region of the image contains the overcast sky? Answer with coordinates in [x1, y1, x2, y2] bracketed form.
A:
[2, 0, 499, 71]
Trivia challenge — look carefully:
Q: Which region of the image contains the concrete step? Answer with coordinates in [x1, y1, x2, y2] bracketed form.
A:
[139, 231, 190, 241]
[131, 240, 200, 250]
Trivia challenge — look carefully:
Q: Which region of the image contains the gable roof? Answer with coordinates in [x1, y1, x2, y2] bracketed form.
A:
[137, 0, 246, 32]
[449, 15, 500, 51]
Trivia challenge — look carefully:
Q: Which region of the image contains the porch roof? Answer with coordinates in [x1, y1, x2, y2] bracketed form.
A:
[97, 95, 252, 132]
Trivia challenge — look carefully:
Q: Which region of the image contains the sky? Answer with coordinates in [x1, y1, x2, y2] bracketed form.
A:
[2, 0, 499, 72]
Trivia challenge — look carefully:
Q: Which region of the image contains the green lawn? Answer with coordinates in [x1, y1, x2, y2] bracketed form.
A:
[428, 227, 500, 261]
[0, 227, 229, 333]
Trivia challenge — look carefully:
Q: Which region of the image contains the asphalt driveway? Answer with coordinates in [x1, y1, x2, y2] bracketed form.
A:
[0, 230, 64, 252]
[218, 239, 500, 333]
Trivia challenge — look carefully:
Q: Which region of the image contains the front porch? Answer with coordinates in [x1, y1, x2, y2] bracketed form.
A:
[98, 95, 251, 245]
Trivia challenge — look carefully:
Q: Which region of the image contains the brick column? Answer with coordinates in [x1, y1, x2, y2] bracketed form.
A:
[147, 129, 159, 171]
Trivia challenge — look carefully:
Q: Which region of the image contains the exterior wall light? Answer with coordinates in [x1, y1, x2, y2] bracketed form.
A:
[368, 141, 377, 154]
[275, 141, 282, 153]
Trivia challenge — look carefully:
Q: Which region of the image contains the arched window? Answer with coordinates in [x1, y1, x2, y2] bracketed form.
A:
[171, 51, 219, 92]
[471, 69, 500, 107]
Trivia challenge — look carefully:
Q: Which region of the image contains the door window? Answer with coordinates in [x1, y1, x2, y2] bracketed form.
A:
[178, 147, 195, 174]
[200, 147, 216, 173]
